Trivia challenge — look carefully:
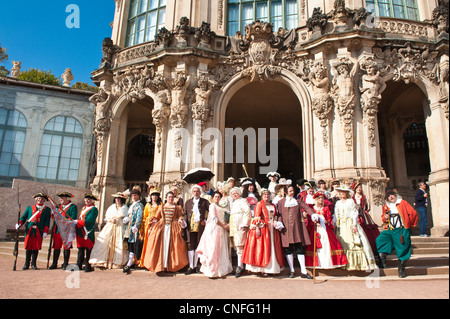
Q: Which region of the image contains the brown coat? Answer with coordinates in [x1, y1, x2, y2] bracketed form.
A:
[142, 204, 188, 273]
[183, 197, 209, 249]
[277, 198, 314, 247]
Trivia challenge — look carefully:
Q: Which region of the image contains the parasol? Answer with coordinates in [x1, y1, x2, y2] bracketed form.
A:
[182, 167, 215, 184]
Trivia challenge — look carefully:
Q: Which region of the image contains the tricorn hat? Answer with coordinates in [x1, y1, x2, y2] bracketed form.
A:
[33, 193, 48, 201]
[57, 192, 74, 198]
[84, 194, 98, 201]
[296, 179, 308, 187]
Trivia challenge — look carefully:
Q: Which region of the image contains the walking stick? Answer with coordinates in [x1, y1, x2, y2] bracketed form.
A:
[313, 221, 317, 284]
[13, 187, 21, 271]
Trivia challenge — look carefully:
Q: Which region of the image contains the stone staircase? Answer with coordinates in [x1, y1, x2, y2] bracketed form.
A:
[1, 235, 448, 280]
[313, 236, 449, 280]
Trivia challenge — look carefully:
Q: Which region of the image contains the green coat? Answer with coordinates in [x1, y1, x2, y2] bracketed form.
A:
[76, 205, 98, 249]
[19, 205, 51, 250]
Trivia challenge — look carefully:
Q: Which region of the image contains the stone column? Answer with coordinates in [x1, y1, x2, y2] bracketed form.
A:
[426, 100, 449, 236]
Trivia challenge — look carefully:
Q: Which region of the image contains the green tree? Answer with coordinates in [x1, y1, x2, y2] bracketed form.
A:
[17, 68, 62, 86]
[71, 81, 99, 92]
[0, 43, 9, 77]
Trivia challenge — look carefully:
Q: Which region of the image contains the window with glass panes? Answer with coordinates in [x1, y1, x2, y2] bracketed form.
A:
[227, 0, 298, 36]
[0, 108, 27, 178]
[126, 0, 166, 47]
[365, 0, 419, 21]
[36, 116, 83, 183]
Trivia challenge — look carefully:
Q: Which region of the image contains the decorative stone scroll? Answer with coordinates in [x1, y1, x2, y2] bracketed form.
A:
[368, 179, 388, 206]
[111, 64, 155, 103]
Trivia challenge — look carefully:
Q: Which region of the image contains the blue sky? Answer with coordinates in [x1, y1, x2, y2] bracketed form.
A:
[0, 1, 115, 85]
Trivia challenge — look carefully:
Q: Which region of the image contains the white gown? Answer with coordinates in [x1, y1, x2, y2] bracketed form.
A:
[89, 204, 128, 269]
[334, 199, 378, 271]
[196, 203, 233, 278]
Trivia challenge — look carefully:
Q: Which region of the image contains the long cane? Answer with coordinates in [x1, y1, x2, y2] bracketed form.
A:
[13, 186, 21, 271]
[313, 222, 317, 284]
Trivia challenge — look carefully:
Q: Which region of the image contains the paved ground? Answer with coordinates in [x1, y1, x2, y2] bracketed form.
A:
[0, 254, 448, 301]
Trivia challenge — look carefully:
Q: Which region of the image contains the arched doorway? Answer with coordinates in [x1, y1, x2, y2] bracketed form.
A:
[123, 96, 156, 194]
[224, 80, 303, 187]
[378, 80, 432, 232]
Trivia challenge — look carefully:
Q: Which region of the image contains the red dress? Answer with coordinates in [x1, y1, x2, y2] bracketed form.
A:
[353, 195, 380, 254]
[305, 206, 348, 268]
[242, 201, 285, 269]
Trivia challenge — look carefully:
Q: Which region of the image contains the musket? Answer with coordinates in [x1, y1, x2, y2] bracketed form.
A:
[12, 186, 21, 271]
[46, 199, 56, 269]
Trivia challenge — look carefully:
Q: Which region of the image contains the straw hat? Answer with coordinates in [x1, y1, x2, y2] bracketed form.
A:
[112, 192, 127, 199]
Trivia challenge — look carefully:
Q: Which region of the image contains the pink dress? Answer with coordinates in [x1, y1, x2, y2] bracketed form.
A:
[196, 203, 233, 278]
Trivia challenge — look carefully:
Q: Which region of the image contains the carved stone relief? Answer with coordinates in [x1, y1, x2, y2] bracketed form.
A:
[359, 57, 387, 147]
[330, 56, 359, 151]
[309, 62, 334, 147]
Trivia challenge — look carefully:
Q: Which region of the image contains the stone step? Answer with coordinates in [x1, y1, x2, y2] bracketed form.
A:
[411, 236, 449, 243]
[314, 265, 449, 278]
[412, 242, 449, 249]
[386, 254, 449, 267]
[410, 247, 449, 255]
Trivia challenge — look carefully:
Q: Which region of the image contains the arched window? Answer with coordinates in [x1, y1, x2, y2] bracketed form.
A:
[126, 0, 167, 47]
[365, 0, 419, 21]
[36, 116, 83, 183]
[0, 108, 27, 177]
[227, 0, 298, 36]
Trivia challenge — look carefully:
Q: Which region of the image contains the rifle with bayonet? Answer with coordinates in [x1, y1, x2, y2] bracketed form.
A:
[13, 187, 21, 271]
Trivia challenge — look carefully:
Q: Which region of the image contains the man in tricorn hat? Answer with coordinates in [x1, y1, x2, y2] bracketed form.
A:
[15, 193, 51, 270]
[73, 194, 99, 272]
[49, 192, 78, 270]
[376, 189, 418, 278]
[296, 179, 308, 202]
[265, 172, 280, 200]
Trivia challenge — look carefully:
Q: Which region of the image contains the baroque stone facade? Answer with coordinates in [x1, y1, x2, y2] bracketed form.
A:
[91, 0, 449, 236]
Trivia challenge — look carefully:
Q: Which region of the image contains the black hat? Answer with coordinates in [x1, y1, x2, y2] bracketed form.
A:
[385, 189, 398, 200]
[241, 178, 256, 187]
[296, 179, 307, 187]
[33, 193, 48, 201]
[57, 192, 74, 198]
[84, 194, 98, 201]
